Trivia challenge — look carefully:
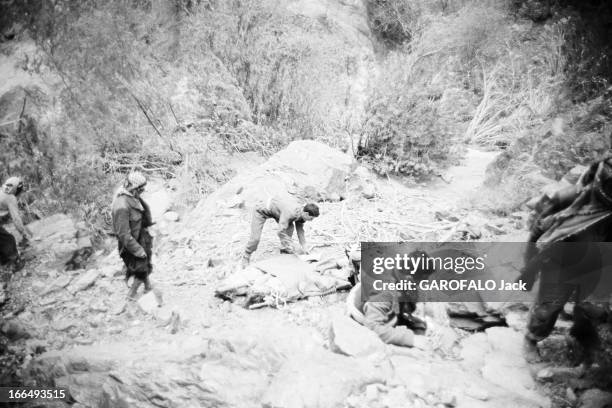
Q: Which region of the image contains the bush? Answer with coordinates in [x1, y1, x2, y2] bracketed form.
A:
[365, 0, 417, 46]
[187, 0, 356, 142]
[358, 50, 461, 178]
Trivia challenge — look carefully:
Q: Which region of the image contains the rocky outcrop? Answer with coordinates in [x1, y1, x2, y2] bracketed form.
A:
[191, 140, 355, 222]
[24, 335, 384, 408]
[26, 214, 93, 270]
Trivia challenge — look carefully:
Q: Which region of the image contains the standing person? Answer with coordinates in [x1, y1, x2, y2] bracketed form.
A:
[112, 171, 155, 299]
[0, 177, 32, 271]
[241, 193, 319, 268]
[521, 157, 612, 364]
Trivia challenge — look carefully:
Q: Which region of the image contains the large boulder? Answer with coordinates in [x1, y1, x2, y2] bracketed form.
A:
[190, 141, 354, 222]
[26, 214, 93, 269]
[25, 337, 279, 408]
[329, 313, 385, 357]
[262, 140, 354, 201]
[261, 348, 385, 408]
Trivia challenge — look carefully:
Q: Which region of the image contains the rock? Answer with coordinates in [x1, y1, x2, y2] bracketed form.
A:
[28, 214, 76, 242]
[566, 388, 577, 403]
[481, 359, 535, 395]
[227, 195, 245, 209]
[163, 211, 179, 222]
[505, 310, 528, 331]
[361, 184, 376, 199]
[1, 320, 31, 340]
[484, 223, 506, 235]
[435, 210, 460, 222]
[465, 386, 489, 401]
[327, 192, 341, 202]
[99, 265, 122, 278]
[99, 249, 122, 268]
[329, 314, 385, 357]
[350, 166, 377, 199]
[25, 339, 47, 355]
[27, 214, 92, 267]
[154, 307, 174, 325]
[579, 389, 612, 408]
[191, 141, 353, 223]
[53, 319, 78, 332]
[536, 366, 584, 383]
[537, 335, 572, 365]
[440, 390, 457, 407]
[510, 211, 526, 220]
[536, 367, 554, 381]
[460, 333, 489, 369]
[137, 291, 161, 314]
[433, 326, 459, 352]
[261, 349, 384, 408]
[365, 383, 379, 400]
[69, 269, 100, 293]
[143, 189, 172, 221]
[485, 326, 524, 359]
[385, 386, 409, 407]
[41, 275, 73, 296]
[89, 315, 104, 328]
[265, 140, 353, 200]
[207, 258, 222, 268]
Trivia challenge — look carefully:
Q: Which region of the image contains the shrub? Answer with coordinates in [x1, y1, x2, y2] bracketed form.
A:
[365, 0, 417, 46]
[358, 50, 461, 178]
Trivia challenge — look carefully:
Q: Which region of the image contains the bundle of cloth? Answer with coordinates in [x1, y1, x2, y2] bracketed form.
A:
[215, 253, 352, 309]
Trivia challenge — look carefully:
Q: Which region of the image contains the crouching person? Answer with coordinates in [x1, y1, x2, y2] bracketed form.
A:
[348, 281, 428, 349]
[347, 250, 431, 348]
[112, 171, 155, 299]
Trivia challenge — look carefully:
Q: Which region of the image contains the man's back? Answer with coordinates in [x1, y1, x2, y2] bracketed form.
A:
[0, 191, 18, 222]
[259, 194, 302, 223]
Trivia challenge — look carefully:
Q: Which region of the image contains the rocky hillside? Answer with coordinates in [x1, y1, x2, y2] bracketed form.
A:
[0, 1, 611, 407]
[0, 141, 609, 408]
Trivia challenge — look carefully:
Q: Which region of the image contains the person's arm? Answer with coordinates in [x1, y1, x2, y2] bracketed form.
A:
[296, 220, 307, 251]
[277, 212, 295, 252]
[363, 301, 415, 347]
[113, 206, 146, 258]
[7, 196, 31, 238]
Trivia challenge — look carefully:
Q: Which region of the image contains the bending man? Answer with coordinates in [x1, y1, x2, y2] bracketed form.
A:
[242, 193, 319, 268]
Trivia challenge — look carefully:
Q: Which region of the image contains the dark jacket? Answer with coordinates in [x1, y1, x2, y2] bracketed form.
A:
[111, 188, 153, 258]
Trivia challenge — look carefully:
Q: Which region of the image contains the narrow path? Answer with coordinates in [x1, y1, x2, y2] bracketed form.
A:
[13, 145, 554, 408]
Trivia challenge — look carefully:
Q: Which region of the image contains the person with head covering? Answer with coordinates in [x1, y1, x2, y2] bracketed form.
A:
[241, 192, 320, 268]
[0, 176, 32, 270]
[111, 171, 155, 299]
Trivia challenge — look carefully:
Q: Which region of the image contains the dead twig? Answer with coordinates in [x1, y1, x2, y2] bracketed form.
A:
[168, 102, 182, 127]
